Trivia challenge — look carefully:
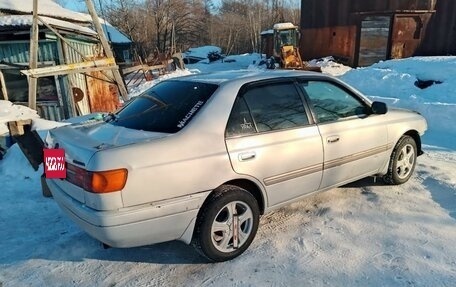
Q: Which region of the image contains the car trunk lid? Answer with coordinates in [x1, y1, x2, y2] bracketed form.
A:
[47, 121, 169, 204]
[48, 121, 169, 166]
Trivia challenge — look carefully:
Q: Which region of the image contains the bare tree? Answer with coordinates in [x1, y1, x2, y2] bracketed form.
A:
[99, 0, 302, 58]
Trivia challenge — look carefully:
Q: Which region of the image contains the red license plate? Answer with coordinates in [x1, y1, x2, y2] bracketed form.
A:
[43, 148, 66, 179]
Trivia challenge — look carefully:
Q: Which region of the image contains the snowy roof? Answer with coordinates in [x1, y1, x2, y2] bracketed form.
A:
[260, 29, 273, 35]
[0, 15, 97, 36]
[98, 21, 131, 44]
[0, 0, 131, 43]
[273, 22, 298, 30]
[0, 0, 89, 22]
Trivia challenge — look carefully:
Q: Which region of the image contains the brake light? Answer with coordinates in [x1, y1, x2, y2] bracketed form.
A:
[66, 163, 127, 193]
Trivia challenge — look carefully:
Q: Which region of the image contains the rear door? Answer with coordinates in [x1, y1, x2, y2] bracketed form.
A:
[225, 80, 324, 207]
[297, 80, 388, 189]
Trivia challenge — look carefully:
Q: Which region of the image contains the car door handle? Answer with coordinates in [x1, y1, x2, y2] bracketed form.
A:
[327, 136, 340, 143]
[239, 152, 256, 161]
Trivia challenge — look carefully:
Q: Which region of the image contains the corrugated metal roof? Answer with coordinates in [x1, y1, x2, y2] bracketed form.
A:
[0, 15, 97, 36]
[0, 0, 89, 23]
[0, 0, 131, 44]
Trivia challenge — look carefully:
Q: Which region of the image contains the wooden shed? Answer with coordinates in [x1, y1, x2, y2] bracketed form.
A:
[300, 0, 455, 67]
[0, 0, 131, 121]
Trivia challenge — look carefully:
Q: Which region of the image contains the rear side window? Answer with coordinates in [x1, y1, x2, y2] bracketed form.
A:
[225, 97, 256, 137]
[226, 82, 309, 137]
[110, 81, 218, 133]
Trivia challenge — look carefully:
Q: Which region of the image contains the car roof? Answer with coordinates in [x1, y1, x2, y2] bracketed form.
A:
[172, 69, 328, 85]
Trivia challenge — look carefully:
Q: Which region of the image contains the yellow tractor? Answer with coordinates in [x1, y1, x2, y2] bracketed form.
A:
[261, 22, 320, 71]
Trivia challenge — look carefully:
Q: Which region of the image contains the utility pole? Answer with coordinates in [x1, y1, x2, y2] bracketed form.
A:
[28, 0, 39, 109]
[85, 0, 128, 100]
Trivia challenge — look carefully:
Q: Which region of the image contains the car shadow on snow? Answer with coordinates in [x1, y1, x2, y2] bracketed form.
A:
[96, 241, 207, 264]
[57, 238, 208, 264]
[342, 177, 383, 203]
[2, 228, 207, 265]
[342, 176, 386, 188]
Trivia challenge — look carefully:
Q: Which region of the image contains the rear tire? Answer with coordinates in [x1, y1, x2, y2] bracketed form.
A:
[383, 135, 417, 185]
[192, 185, 260, 262]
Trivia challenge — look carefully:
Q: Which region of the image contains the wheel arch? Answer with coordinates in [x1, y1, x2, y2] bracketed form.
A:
[223, 179, 266, 215]
[379, 129, 423, 176]
[199, 179, 267, 217]
[403, 129, 423, 156]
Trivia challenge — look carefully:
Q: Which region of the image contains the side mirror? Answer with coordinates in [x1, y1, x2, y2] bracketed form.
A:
[371, 101, 388, 115]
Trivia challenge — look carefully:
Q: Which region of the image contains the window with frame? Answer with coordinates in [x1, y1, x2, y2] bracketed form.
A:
[0, 67, 59, 102]
[226, 82, 309, 137]
[299, 81, 369, 123]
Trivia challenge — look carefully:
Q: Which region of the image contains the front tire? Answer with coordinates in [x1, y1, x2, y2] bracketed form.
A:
[192, 185, 260, 262]
[383, 135, 417, 185]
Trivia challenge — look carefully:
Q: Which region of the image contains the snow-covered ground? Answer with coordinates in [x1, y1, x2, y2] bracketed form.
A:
[1, 56, 455, 287]
[187, 52, 264, 73]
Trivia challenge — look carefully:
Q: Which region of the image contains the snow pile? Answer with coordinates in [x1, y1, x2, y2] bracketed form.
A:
[340, 56, 456, 149]
[128, 69, 194, 98]
[185, 45, 222, 60]
[0, 100, 70, 137]
[309, 56, 353, 76]
[0, 101, 40, 135]
[0, 142, 39, 178]
[187, 53, 263, 73]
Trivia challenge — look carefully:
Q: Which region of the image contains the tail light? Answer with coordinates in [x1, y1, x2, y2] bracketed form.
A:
[67, 163, 127, 193]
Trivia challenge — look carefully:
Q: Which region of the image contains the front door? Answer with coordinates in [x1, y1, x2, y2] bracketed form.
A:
[297, 80, 388, 189]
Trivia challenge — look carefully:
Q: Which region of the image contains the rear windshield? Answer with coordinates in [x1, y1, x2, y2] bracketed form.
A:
[109, 80, 218, 133]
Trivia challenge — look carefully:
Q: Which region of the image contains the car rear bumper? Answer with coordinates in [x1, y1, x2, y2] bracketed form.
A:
[47, 179, 209, 248]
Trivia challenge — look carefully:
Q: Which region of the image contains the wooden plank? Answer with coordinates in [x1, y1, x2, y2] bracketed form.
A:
[21, 58, 116, 77]
[0, 70, 8, 100]
[87, 70, 120, 113]
[121, 61, 172, 75]
[7, 120, 32, 136]
[85, 0, 128, 101]
[25, 65, 120, 78]
[122, 64, 150, 75]
[28, 0, 38, 110]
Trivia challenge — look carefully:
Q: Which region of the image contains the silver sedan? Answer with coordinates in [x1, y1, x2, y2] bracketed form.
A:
[45, 70, 427, 262]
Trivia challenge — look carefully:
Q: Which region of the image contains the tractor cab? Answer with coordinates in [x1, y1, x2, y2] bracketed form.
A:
[273, 23, 300, 59]
[261, 22, 320, 71]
